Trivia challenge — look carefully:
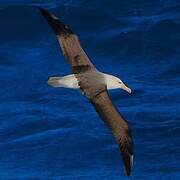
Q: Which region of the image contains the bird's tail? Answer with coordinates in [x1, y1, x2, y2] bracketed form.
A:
[47, 75, 79, 89]
[48, 77, 63, 87]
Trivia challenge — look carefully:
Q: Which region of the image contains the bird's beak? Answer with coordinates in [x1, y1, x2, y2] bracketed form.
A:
[121, 83, 132, 94]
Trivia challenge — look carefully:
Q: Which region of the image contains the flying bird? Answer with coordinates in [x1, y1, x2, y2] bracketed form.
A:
[39, 8, 134, 176]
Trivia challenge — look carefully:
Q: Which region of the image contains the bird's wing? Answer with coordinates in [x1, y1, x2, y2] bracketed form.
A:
[39, 8, 133, 176]
[39, 8, 95, 74]
[90, 90, 134, 176]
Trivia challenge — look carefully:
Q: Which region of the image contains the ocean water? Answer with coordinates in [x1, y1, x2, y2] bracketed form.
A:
[0, 0, 179, 179]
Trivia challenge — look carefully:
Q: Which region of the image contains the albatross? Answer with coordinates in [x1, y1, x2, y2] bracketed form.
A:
[39, 8, 134, 176]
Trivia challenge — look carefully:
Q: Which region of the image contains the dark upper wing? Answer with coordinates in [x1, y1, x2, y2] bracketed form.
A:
[39, 7, 133, 176]
[39, 8, 95, 74]
[90, 90, 134, 176]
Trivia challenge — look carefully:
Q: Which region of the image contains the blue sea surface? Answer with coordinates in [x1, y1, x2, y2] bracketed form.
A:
[0, 0, 180, 179]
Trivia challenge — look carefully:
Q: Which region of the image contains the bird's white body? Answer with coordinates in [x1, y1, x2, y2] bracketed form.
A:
[48, 73, 131, 93]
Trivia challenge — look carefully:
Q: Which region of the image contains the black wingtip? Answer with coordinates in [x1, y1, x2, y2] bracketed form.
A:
[38, 7, 43, 12]
[38, 7, 74, 36]
[38, 7, 48, 15]
[118, 127, 134, 177]
[123, 154, 133, 177]
[38, 7, 59, 21]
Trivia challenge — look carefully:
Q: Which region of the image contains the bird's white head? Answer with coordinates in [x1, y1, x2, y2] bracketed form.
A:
[116, 78, 132, 94]
[105, 74, 132, 93]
